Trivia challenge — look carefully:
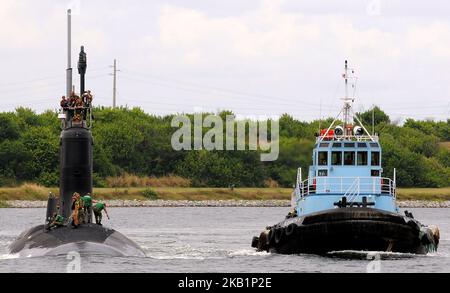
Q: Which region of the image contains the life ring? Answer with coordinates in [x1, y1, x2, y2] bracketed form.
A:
[285, 223, 297, 236]
[251, 236, 259, 248]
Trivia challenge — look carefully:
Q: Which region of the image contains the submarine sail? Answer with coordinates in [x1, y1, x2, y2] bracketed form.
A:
[59, 45, 93, 220]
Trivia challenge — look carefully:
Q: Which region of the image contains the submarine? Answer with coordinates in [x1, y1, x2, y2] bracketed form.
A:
[9, 10, 145, 258]
[252, 61, 440, 255]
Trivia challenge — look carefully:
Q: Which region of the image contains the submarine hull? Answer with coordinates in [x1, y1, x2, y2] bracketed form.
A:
[9, 224, 145, 258]
[252, 208, 439, 255]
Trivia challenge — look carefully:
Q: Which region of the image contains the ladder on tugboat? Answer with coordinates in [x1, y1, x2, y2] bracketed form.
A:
[344, 177, 360, 203]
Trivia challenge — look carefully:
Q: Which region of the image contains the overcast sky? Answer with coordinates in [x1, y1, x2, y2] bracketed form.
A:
[0, 0, 449, 121]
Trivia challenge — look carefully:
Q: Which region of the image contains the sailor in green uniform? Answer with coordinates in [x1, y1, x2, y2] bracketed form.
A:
[93, 202, 109, 225]
[82, 193, 93, 224]
[47, 213, 65, 230]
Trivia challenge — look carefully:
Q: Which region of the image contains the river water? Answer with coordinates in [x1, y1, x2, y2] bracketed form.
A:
[0, 207, 449, 273]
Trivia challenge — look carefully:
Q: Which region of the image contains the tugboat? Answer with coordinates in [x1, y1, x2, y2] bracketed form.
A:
[252, 61, 440, 255]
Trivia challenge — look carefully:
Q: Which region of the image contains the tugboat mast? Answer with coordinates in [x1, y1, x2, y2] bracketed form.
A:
[342, 60, 355, 137]
[318, 60, 375, 143]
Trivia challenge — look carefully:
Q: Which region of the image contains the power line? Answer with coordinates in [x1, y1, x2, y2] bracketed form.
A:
[0, 66, 110, 90]
[119, 69, 450, 115]
[120, 69, 326, 107]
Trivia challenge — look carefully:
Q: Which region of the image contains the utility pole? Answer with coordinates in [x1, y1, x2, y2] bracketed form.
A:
[110, 59, 120, 108]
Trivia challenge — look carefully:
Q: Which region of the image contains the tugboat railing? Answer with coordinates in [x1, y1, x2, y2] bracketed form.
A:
[316, 135, 379, 142]
[299, 176, 395, 198]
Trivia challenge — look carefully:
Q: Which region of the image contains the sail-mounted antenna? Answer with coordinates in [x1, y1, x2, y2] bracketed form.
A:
[66, 9, 73, 98]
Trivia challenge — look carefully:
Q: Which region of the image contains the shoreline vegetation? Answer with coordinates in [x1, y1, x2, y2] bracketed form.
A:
[1, 107, 449, 189]
[1, 184, 450, 208]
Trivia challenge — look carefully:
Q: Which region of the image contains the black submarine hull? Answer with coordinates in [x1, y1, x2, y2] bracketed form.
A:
[252, 208, 439, 255]
[9, 224, 145, 258]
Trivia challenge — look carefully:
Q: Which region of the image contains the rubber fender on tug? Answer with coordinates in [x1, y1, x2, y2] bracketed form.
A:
[266, 228, 276, 246]
[420, 228, 435, 246]
[285, 223, 297, 236]
[406, 218, 421, 232]
[257, 230, 270, 251]
[251, 236, 259, 248]
[429, 225, 440, 246]
[274, 227, 285, 244]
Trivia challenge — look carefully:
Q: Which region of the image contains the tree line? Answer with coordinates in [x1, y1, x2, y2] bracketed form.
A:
[0, 106, 449, 188]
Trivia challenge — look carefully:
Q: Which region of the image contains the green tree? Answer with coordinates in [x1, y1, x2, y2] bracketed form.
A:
[0, 113, 20, 141]
[356, 106, 390, 127]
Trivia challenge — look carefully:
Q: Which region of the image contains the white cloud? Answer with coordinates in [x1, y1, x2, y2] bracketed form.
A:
[406, 22, 450, 60]
[1, 1, 450, 120]
[0, 0, 43, 48]
[126, 1, 450, 120]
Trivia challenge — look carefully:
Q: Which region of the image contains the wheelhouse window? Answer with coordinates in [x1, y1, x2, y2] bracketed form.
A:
[357, 151, 368, 166]
[333, 143, 342, 148]
[357, 143, 367, 148]
[371, 170, 380, 177]
[318, 152, 328, 166]
[319, 143, 329, 147]
[318, 170, 328, 177]
[332, 151, 342, 165]
[371, 151, 380, 166]
[344, 151, 355, 165]
[344, 143, 355, 148]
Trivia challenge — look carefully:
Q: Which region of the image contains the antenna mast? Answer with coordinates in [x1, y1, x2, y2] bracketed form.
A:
[66, 9, 73, 98]
[342, 60, 355, 136]
[319, 60, 376, 142]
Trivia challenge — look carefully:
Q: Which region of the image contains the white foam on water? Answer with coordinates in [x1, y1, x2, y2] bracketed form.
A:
[0, 253, 19, 260]
[228, 249, 269, 257]
[426, 251, 450, 258]
[327, 250, 419, 260]
[142, 243, 211, 260]
[147, 255, 207, 260]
